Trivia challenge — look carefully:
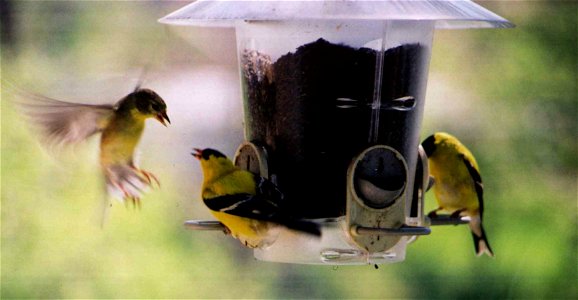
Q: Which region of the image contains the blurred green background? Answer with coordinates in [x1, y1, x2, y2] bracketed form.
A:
[1, 1, 576, 299]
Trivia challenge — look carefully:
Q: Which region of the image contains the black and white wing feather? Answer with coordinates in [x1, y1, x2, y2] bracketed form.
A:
[462, 155, 484, 218]
[204, 175, 320, 236]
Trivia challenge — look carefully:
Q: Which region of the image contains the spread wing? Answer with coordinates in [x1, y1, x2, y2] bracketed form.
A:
[15, 91, 114, 146]
[462, 155, 484, 218]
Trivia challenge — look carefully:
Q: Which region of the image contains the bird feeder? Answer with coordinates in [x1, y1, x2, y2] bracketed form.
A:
[160, 0, 512, 265]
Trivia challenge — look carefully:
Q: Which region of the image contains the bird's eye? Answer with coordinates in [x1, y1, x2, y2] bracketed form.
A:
[151, 103, 162, 112]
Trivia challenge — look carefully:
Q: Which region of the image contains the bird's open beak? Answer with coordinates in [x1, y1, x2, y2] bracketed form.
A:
[191, 148, 202, 159]
[156, 110, 170, 127]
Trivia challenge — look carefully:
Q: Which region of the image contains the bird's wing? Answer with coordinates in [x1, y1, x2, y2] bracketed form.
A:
[203, 193, 280, 221]
[462, 155, 484, 218]
[15, 91, 114, 146]
[204, 175, 321, 237]
[253, 174, 285, 203]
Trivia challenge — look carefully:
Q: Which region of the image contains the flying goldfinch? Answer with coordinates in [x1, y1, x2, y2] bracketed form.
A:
[192, 148, 321, 248]
[18, 87, 170, 206]
[422, 132, 494, 257]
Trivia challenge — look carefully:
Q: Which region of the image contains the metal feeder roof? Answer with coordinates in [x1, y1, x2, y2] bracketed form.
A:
[159, 0, 514, 29]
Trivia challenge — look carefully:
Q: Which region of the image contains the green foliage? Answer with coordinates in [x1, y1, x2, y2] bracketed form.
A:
[2, 1, 576, 299]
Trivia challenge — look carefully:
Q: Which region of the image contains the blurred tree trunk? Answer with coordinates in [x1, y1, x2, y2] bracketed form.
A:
[1, 0, 15, 49]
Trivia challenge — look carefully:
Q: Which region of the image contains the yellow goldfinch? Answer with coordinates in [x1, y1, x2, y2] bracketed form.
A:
[422, 132, 494, 257]
[18, 87, 170, 206]
[192, 148, 321, 248]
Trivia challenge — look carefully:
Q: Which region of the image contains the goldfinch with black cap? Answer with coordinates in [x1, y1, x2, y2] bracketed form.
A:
[192, 148, 321, 248]
[422, 132, 494, 257]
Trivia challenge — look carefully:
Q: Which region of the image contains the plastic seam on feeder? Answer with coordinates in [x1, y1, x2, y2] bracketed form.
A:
[407, 145, 430, 226]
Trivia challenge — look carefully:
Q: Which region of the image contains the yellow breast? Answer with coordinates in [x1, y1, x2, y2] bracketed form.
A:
[429, 148, 479, 214]
[99, 114, 145, 166]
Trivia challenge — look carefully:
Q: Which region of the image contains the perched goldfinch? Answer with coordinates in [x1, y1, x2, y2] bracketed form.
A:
[422, 132, 494, 257]
[18, 87, 170, 206]
[192, 148, 321, 248]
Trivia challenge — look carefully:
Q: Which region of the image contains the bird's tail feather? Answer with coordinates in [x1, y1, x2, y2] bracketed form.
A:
[468, 214, 494, 257]
[472, 224, 494, 257]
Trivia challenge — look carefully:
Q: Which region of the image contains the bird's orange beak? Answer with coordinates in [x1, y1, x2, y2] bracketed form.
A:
[192, 148, 203, 159]
[156, 110, 170, 127]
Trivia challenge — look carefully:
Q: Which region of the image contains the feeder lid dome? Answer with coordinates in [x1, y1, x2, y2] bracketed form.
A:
[159, 0, 514, 29]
